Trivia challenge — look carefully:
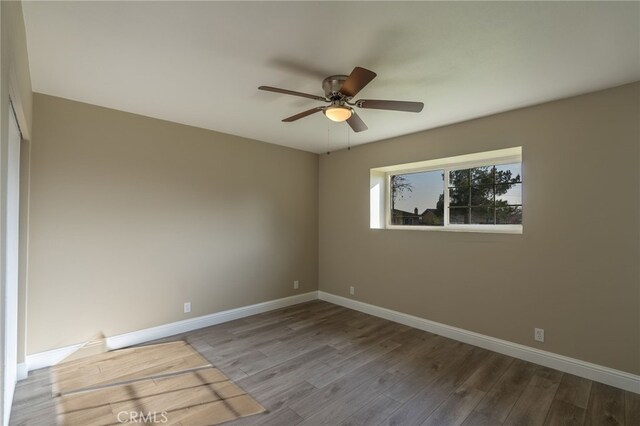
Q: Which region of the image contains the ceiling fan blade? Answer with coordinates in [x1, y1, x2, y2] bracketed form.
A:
[357, 99, 424, 113]
[282, 107, 325, 122]
[346, 111, 368, 132]
[339, 67, 377, 98]
[259, 86, 327, 102]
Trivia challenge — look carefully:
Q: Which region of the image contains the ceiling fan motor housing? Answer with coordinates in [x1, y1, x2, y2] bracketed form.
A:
[322, 75, 349, 100]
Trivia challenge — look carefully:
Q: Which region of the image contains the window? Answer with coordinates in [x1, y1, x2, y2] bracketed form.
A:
[371, 147, 522, 233]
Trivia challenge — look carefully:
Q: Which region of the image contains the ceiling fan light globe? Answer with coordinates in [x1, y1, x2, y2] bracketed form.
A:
[324, 106, 352, 122]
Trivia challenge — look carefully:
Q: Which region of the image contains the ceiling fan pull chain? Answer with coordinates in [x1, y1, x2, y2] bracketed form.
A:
[326, 126, 331, 155]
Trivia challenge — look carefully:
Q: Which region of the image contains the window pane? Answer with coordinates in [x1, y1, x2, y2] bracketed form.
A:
[391, 170, 444, 226]
[495, 183, 522, 205]
[470, 207, 494, 224]
[471, 166, 494, 185]
[449, 169, 470, 187]
[470, 185, 494, 206]
[449, 207, 469, 224]
[496, 206, 523, 224]
[495, 163, 522, 183]
[449, 187, 469, 207]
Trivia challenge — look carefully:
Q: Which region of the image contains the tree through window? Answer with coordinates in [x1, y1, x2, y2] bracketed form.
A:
[448, 163, 522, 224]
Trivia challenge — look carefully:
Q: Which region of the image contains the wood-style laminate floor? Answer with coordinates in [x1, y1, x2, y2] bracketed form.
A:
[10, 301, 640, 426]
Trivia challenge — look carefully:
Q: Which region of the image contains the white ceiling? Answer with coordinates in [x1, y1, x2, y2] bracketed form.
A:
[23, 1, 640, 153]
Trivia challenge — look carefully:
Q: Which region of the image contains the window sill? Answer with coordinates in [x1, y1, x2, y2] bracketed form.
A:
[383, 224, 523, 234]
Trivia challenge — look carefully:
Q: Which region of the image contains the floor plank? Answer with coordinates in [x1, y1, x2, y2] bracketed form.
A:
[461, 358, 537, 425]
[544, 400, 587, 426]
[504, 367, 563, 426]
[626, 391, 640, 426]
[585, 382, 626, 426]
[382, 346, 489, 425]
[340, 394, 401, 426]
[422, 353, 514, 426]
[544, 373, 592, 426]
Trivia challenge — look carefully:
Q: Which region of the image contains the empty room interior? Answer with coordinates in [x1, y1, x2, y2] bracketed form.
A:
[0, 1, 639, 425]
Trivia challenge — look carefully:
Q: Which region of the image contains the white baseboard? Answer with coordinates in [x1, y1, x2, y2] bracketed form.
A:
[318, 291, 640, 394]
[24, 291, 318, 373]
[25, 343, 84, 372]
[16, 363, 28, 381]
[22, 289, 639, 394]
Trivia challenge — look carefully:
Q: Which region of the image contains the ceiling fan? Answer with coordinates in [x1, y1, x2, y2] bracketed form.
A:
[258, 67, 424, 133]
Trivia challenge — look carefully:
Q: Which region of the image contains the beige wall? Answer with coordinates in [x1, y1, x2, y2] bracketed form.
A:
[26, 94, 318, 354]
[319, 83, 640, 375]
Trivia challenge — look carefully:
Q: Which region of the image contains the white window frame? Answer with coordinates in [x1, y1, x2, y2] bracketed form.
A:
[371, 147, 522, 234]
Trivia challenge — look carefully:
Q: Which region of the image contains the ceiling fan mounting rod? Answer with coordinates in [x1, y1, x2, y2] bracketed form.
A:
[322, 75, 351, 100]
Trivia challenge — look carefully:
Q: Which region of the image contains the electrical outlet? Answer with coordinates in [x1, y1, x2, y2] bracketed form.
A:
[349, 286, 355, 296]
[535, 328, 544, 342]
[184, 302, 191, 313]
[293, 280, 299, 290]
